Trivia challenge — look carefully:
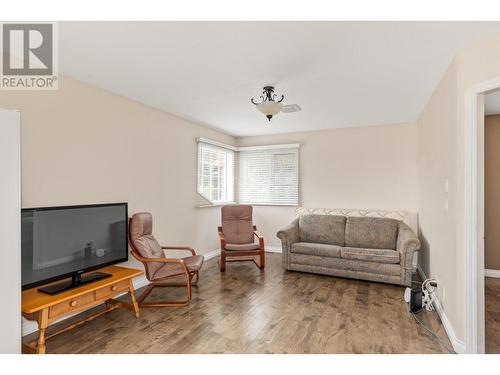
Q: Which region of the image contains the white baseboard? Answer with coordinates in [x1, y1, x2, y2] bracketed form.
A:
[203, 247, 282, 258]
[203, 248, 221, 260]
[265, 246, 282, 253]
[485, 268, 500, 278]
[417, 265, 465, 354]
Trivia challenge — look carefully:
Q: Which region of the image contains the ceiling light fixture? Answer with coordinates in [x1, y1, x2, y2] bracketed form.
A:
[251, 86, 284, 121]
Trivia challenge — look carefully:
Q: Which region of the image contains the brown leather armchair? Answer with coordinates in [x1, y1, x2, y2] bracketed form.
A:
[128, 212, 204, 307]
[218, 205, 265, 271]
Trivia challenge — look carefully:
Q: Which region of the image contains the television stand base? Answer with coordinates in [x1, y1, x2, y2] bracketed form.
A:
[38, 272, 112, 295]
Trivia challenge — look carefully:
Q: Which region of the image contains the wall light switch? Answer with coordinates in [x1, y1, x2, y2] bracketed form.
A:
[444, 179, 449, 193]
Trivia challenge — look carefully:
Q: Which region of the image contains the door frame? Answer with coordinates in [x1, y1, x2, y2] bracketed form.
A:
[464, 77, 500, 354]
[0, 109, 21, 353]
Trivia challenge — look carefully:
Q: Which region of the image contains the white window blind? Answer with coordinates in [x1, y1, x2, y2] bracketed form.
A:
[238, 147, 299, 205]
[197, 141, 235, 203]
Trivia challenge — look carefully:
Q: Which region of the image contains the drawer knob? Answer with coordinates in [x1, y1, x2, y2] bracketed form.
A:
[70, 300, 77, 307]
[111, 285, 117, 291]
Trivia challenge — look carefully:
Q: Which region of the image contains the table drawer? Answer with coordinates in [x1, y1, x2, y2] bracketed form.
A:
[95, 279, 130, 301]
[49, 293, 96, 318]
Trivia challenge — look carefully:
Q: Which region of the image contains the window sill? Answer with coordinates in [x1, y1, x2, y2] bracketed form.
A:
[196, 202, 236, 208]
[197, 202, 298, 208]
[245, 204, 299, 207]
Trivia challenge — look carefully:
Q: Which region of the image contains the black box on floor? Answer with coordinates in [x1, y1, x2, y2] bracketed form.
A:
[410, 287, 423, 313]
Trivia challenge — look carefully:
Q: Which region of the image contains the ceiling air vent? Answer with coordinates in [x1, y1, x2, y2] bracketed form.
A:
[281, 104, 302, 113]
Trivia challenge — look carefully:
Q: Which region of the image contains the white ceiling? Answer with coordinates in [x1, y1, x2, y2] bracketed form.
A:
[59, 22, 500, 137]
[486, 90, 500, 115]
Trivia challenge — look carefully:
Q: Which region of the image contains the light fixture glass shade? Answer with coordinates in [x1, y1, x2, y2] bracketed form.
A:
[256, 101, 283, 116]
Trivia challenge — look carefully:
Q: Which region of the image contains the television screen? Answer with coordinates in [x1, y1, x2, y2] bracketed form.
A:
[21, 203, 128, 289]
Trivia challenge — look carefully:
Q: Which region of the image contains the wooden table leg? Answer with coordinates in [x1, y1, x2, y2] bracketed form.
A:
[128, 280, 140, 318]
[35, 308, 49, 354]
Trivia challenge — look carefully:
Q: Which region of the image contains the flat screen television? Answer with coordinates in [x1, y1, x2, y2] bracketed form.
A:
[21, 202, 128, 294]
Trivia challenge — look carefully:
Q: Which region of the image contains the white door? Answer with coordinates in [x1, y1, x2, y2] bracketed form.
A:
[0, 109, 21, 353]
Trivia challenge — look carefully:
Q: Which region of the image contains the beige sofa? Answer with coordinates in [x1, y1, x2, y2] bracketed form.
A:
[276, 213, 420, 286]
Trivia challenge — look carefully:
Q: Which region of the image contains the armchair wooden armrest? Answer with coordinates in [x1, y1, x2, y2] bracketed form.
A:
[130, 250, 189, 274]
[253, 227, 265, 249]
[218, 226, 226, 249]
[131, 251, 188, 266]
[253, 231, 264, 240]
[161, 245, 196, 256]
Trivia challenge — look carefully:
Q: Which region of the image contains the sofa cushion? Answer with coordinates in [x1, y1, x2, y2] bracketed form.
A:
[298, 214, 346, 246]
[291, 242, 341, 258]
[341, 247, 400, 264]
[289, 253, 401, 276]
[344, 216, 399, 250]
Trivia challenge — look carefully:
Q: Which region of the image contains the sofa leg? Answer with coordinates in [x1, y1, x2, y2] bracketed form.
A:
[259, 250, 265, 269]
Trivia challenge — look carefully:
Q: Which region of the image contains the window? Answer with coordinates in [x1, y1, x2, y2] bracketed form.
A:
[197, 140, 235, 203]
[238, 147, 299, 205]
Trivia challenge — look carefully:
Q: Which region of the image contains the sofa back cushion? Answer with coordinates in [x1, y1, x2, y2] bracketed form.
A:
[344, 216, 399, 250]
[298, 214, 346, 246]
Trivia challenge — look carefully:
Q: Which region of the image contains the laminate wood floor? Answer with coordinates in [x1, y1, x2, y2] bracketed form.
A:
[26, 253, 452, 354]
[486, 277, 500, 354]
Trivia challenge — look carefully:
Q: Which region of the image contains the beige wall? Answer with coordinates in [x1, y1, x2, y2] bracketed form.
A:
[417, 59, 460, 337]
[0, 74, 418, 258]
[484, 115, 500, 270]
[236, 124, 418, 247]
[417, 31, 500, 346]
[0, 75, 236, 273]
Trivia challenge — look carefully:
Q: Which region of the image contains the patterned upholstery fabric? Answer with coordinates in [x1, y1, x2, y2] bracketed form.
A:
[290, 253, 401, 276]
[298, 214, 346, 246]
[397, 222, 421, 286]
[291, 242, 341, 258]
[276, 214, 420, 286]
[344, 216, 399, 250]
[221, 205, 254, 244]
[341, 247, 400, 264]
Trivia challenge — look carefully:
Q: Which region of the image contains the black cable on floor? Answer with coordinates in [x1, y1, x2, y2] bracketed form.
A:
[410, 310, 455, 354]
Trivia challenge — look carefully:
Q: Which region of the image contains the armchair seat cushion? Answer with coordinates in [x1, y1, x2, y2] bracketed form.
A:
[291, 242, 341, 258]
[152, 255, 204, 280]
[225, 242, 260, 251]
[341, 247, 400, 264]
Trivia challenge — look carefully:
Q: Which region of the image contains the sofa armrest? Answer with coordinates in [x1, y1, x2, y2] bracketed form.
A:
[397, 222, 420, 270]
[276, 218, 300, 245]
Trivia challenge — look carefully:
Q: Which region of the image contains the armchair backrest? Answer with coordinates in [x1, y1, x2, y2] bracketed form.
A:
[129, 212, 164, 259]
[221, 205, 254, 244]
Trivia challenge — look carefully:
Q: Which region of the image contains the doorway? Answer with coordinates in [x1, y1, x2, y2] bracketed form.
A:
[484, 90, 500, 353]
[465, 78, 500, 354]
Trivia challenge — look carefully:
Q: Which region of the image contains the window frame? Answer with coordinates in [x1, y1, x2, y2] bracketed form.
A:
[196, 139, 236, 205]
[196, 138, 300, 207]
[237, 146, 300, 206]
